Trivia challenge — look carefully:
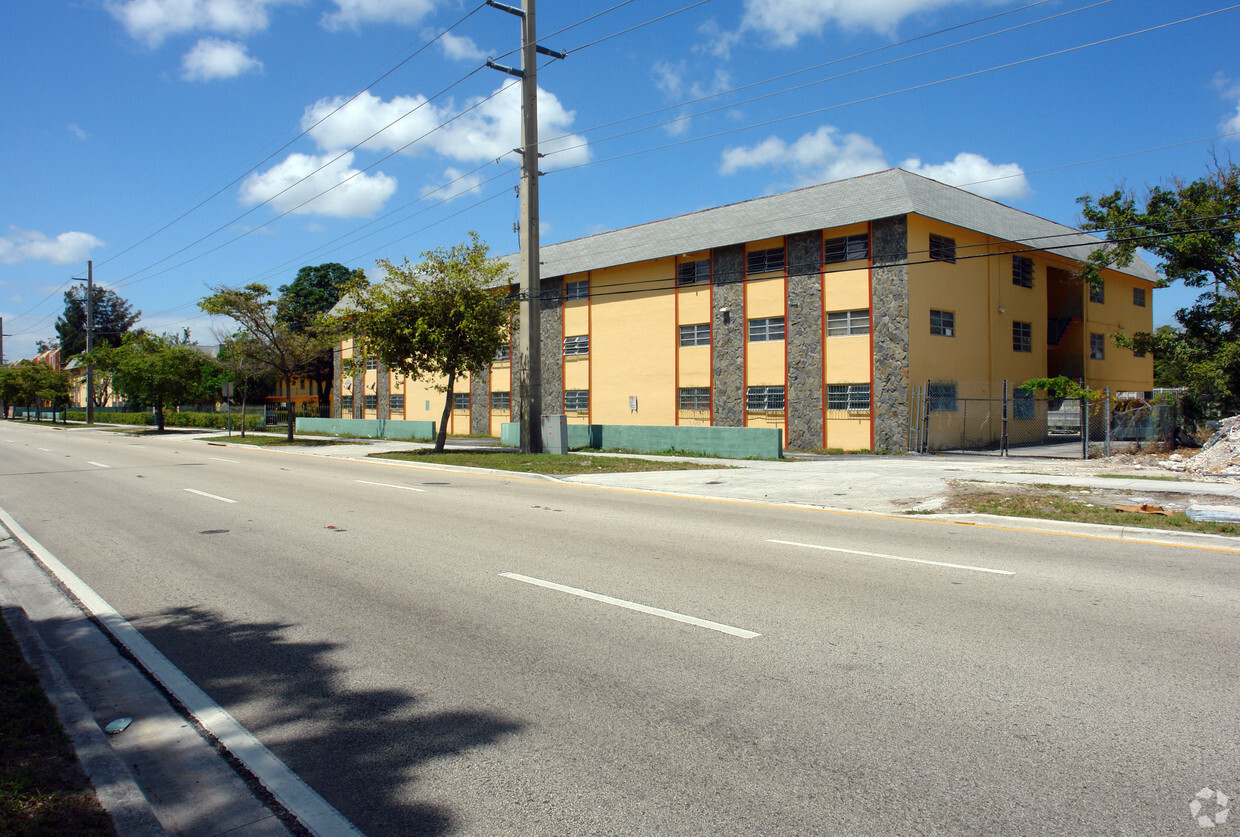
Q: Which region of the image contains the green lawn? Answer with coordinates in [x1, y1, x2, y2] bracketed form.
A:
[369, 449, 727, 475]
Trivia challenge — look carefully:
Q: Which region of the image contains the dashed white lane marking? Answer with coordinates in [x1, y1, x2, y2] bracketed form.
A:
[500, 572, 761, 638]
[87, 461, 110, 468]
[354, 479, 426, 492]
[38, 448, 53, 452]
[767, 539, 1015, 576]
[184, 488, 237, 504]
[210, 457, 241, 463]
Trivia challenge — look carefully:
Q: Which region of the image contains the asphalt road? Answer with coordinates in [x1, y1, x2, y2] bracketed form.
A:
[1, 422, 1237, 836]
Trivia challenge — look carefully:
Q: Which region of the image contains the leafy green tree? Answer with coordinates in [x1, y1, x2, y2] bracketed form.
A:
[276, 263, 365, 412]
[0, 361, 72, 421]
[333, 232, 515, 452]
[215, 335, 277, 437]
[85, 332, 214, 431]
[200, 284, 332, 441]
[54, 285, 140, 359]
[1078, 160, 1240, 407]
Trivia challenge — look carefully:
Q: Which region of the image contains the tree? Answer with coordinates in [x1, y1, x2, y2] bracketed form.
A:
[333, 232, 515, 452]
[85, 332, 214, 431]
[1077, 159, 1240, 409]
[200, 284, 332, 441]
[215, 334, 277, 437]
[276, 263, 365, 412]
[0, 361, 72, 422]
[54, 285, 140, 359]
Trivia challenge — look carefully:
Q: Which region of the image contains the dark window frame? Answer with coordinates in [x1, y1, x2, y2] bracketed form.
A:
[1012, 255, 1034, 288]
[823, 234, 870, 264]
[930, 309, 955, 337]
[748, 316, 786, 342]
[1012, 321, 1032, 353]
[746, 247, 785, 275]
[929, 234, 957, 263]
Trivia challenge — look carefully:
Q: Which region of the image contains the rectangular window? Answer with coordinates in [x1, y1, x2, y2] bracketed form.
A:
[1134, 348, 1146, 358]
[364, 395, 377, 410]
[1013, 388, 1034, 420]
[453, 392, 470, 411]
[746, 385, 785, 412]
[1012, 256, 1034, 288]
[565, 280, 589, 300]
[677, 259, 711, 285]
[748, 316, 785, 342]
[679, 323, 711, 347]
[746, 247, 785, 275]
[491, 391, 511, 411]
[929, 234, 956, 263]
[1012, 321, 1032, 352]
[390, 394, 404, 410]
[364, 357, 378, 370]
[564, 389, 589, 411]
[827, 383, 871, 412]
[930, 309, 955, 337]
[1090, 332, 1105, 360]
[929, 383, 957, 412]
[826, 309, 870, 336]
[340, 395, 353, 410]
[1133, 287, 1146, 307]
[823, 234, 869, 263]
[493, 344, 511, 362]
[563, 335, 590, 356]
[1089, 281, 1105, 304]
[678, 387, 710, 411]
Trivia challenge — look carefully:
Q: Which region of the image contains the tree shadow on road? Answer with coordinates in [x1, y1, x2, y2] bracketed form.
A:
[129, 605, 523, 836]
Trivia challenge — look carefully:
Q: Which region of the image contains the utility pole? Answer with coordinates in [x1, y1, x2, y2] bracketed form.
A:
[0, 317, 9, 365]
[487, 0, 564, 453]
[72, 261, 95, 424]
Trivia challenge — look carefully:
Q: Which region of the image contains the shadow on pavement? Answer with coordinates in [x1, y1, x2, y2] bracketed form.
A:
[121, 605, 522, 836]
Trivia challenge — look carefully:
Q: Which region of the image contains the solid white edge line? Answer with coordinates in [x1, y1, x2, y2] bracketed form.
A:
[87, 461, 110, 468]
[210, 457, 241, 463]
[767, 539, 1015, 575]
[0, 505, 363, 837]
[354, 480, 426, 492]
[500, 572, 760, 638]
[183, 488, 238, 504]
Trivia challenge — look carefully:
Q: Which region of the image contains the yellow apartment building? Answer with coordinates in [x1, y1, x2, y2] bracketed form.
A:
[333, 169, 1157, 451]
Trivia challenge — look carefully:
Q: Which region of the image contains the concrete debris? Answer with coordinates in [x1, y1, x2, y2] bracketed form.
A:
[1185, 416, 1240, 478]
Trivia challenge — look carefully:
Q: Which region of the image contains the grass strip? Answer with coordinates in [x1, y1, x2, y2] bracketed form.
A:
[0, 611, 116, 836]
[369, 449, 726, 475]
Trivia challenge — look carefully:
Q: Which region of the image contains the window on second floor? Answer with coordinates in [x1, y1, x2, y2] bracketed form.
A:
[748, 317, 785, 342]
[1012, 256, 1034, 288]
[1133, 287, 1147, 307]
[565, 280, 589, 300]
[364, 357, 378, 370]
[679, 323, 710, 347]
[563, 335, 589, 356]
[746, 247, 785, 275]
[677, 260, 711, 285]
[826, 309, 870, 336]
[823, 234, 869, 263]
[493, 344, 511, 362]
[1089, 281, 1105, 304]
[929, 234, 956, 263]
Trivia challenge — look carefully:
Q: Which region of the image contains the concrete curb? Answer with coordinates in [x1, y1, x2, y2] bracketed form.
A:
[1, 603, 167, 837]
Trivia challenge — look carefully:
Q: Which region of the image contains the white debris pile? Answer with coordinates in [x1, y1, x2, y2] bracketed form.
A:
[1183, 416, 1240, 477]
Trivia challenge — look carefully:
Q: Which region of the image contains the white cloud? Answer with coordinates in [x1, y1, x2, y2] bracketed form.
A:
[0, 228, 104, 265]
[421, 168, 483, 201]
[901, 152, 1029, 200]
[720, 125, 1028, 200]
[322, 0, 437, 31]
[68, 124, 89, 141]
[239, 151, 397, 217]
[438, 31, 485, 61]
[301, 84, 589, 168]
[1213, 73, 1240, 135]
[106, 0, 296, 47]
[720, 125, 886, 183]
[739, 0, 990, 43]
[181, 38, 262, 80]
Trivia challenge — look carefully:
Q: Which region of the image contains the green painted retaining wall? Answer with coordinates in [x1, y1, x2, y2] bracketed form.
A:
[296, 417, 436, 440]
[500, 422, 782, 459]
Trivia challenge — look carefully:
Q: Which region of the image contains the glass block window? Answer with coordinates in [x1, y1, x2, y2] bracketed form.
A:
[930, 309, 955, 337]
[748, 317, 785, 342]
[678, 387, 710, 411]
[827, 383, 871, 412]
[746, 247, 785, 274]
[565, 280, 589, 300]
[564, 389, 589, 411]
[929, 382, 957, 412]
[679, 323, 710, 347]
[563, 335, 590, 356]
[1013, 256, 1034, 288]
[746, 385, 785, 411]
[491, 391, 511, 411]
[929, 234, 956, 263]
[1013, 321, 1032, 352]
[823, 234, 869, 263]
[677, 260, 711, 285]
[826, 309, 870, 336]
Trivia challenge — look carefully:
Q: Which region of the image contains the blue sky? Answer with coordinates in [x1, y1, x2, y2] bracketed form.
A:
[3, 0, 1238, 360]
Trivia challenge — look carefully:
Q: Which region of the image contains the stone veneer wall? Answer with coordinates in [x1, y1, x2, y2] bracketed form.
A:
[871, 215, 910, 451]
[332, 347, 342, 418]
[471, 370, 490, 434]
[540, 278, 564, 414]
[786, 231, 824, 450]
[711, 245, 745, 427]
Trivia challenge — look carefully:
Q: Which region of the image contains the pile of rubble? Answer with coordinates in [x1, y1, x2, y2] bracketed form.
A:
[1177, 416, 1240, 477]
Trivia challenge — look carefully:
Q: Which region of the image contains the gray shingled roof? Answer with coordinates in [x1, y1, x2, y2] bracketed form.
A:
[503, 168, 1159, 283]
